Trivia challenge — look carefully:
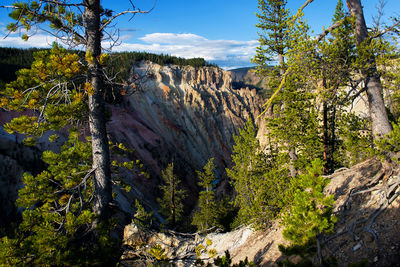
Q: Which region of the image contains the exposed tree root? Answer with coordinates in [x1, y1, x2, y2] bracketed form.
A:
[324, 164, 400, 258]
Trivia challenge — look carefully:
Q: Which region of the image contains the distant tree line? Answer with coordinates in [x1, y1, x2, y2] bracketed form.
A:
[110, 51, 216, 68]
[0, 47, 216, 84]
[0, 47, 41, 83]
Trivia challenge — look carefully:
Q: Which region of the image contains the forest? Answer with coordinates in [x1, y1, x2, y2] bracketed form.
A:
[0, 0, 400, 266]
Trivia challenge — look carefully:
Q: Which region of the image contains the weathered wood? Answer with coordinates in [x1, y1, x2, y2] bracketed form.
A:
[85, 0, 112, 220]
[347, 0, 392, 139]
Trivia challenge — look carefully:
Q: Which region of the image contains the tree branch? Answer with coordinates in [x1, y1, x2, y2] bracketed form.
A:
[316, 20, 344, 42]
[369, 20, 400, 40]
[100, 0, 157, 31]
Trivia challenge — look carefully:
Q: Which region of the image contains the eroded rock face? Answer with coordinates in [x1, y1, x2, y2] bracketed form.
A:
[107, 61, 267, 214]
[0, 61, 267, 226]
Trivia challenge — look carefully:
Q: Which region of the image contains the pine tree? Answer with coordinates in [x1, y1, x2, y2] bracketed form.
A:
[158, 163, 187, 228]
[227, 122, 288, 229]
[264, 14, 324, 174]
[3, 0, 151, 222]
[0, 44, 87, 139]
[134, 199, 153, 229]
[346, 0, 392, 139]
[281, 159, 337, 265]
[192, 158, 220, 231]
[0, 131, 119, 265]
[252, 0, 290, 75]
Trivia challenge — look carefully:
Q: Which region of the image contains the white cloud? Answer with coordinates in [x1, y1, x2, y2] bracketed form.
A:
[113, 32, 258, 69]
[0, 32, 258, 69]
[139, 33, 207, 45]
[0, 34, 57, 48]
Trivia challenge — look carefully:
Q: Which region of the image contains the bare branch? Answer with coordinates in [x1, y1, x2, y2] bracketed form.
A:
[292, 0, 314, 25]
[372, 0, 386, 31]
[316, 20, 344, 42]
[369, 20, 400, 40]
[100, 0, 157, 31]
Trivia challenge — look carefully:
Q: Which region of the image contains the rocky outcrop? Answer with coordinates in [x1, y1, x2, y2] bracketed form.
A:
[229, 67, 268, 91]
[0, 61, 268, 225]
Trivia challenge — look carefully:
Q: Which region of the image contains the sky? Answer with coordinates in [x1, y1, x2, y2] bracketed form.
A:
[0, 0, 399, 69]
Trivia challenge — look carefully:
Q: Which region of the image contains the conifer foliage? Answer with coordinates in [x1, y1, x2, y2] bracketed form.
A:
[252, 0, 290, 75]
[282, 159, 336, 245]
[0, 44, 86, 139]
[227, 122, 288, 229]
[0, 132, 119, 265]
[158, 163, 187, 228]
[192, 158, 220, 231]
[1, 0, 152, 222]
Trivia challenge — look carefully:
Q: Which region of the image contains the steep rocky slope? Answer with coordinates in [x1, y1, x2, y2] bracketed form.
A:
[0, 112, 48, 228]
[120, 158, 400, 266]
[229, 67, 268, 91]
[106, 61, 268, 215]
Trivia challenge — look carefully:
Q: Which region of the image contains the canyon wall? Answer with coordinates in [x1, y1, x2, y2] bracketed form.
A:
[0, 61, 268, 222]
[108, 61, 267, 214]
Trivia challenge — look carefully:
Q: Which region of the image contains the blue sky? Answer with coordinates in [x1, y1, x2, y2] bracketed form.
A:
[0, 0, 399, 69]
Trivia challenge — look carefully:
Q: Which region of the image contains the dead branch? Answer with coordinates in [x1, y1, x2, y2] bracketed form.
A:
[316, 20, 344, 42]
[369, 20, 400, 40]
[100, 0, 157, 31]
[367, 169, 385, 186]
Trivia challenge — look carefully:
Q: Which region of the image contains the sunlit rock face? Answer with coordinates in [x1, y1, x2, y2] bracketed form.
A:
[107, 61, 267, 214]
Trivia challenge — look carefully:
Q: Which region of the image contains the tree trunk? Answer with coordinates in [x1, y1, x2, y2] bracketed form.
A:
[85, 0, 112, 221]
[330, 106, 336, 168]
[171, 179, 176, 228]
[278, 53, 297, 177]
[347, 0, 392, 139]
[323, 101, 329, 173]
[316, 234, 326, 267]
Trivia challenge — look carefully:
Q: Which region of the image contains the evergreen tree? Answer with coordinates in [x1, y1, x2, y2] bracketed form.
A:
[134, 199, 153, 229]
[264, 15, 324, 174]
[158, 163, 186, 228]
[281, 159, 336, 265]
[0, 44, 87, 139]
[192, 158, 220, 231]
[0, 131, 120, 265]
[317, 0, 355, 172]
[252, 0, 290, 75]
[2, 0, 152, 222]
[227, 122, 288, 229]
[346, 0, 392, 139]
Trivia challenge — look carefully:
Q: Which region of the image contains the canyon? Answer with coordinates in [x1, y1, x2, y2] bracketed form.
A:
[1, 61, 399, 266]
[0, 61, 267, 224]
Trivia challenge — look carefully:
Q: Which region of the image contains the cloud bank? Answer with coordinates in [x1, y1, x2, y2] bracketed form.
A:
[114, 33, 258, 69]
[0, 32, 257, 69]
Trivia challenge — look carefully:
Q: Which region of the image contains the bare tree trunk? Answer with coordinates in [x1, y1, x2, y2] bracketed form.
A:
[347, 0, 392, 139]
[85, 0, 112, 221]
[330, 106, 336, 167]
